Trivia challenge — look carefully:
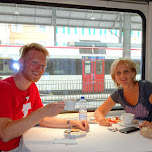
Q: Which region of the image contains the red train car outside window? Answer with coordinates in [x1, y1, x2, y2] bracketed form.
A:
[82, 56, 104, 93]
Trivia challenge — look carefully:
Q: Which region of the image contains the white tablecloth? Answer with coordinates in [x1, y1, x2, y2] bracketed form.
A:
[22, 122, 152, 152]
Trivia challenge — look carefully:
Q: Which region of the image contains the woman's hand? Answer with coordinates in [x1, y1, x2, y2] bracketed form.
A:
[70, 120, 89, 131]
[98, 118, 111, 126]
[140, 121, 152, 128]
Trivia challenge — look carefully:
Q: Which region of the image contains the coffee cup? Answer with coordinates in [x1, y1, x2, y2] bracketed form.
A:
[64, 98, 76, 111]
[121, 113, 135, 125]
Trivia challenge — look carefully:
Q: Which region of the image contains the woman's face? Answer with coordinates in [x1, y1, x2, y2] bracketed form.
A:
[114, 62, 135, 87]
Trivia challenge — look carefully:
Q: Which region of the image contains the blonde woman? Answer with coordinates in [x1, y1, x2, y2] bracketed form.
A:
[94, 58, 152, 128]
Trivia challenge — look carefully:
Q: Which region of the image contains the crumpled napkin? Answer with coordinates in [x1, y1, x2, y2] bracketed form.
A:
[52, 138, 77, 145]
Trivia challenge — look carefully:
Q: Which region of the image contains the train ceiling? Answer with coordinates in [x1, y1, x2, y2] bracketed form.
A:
[0, 1, 144, 30]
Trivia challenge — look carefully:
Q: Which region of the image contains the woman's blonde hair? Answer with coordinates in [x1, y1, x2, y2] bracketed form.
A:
[111, 58, 137, 88]
[19, 43, 49, 58]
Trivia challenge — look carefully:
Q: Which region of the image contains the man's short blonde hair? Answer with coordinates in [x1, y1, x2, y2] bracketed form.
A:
[111, 58, 137, 88]
[19, 43, 49, 58]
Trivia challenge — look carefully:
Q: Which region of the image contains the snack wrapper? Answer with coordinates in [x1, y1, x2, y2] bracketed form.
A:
[108, 117, 121, 123]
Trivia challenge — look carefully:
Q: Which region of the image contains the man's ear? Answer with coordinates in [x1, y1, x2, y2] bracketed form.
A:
[19, 58, 24, 67]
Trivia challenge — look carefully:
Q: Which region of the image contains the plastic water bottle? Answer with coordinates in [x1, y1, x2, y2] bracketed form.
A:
[79, 96, 87, 120]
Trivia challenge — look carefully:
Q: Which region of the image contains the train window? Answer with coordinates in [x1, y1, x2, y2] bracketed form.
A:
[105, 59, 114, 75]
[94, 49, 106, 54]
[0, 59, 16, 75]
[80, 48, 93, 54]
[46, 59, 79, 75]
[84, 60, 91, 74]
[96, 60, 103, 74]
[0, 60, 3, 71]
[0, 2, 145, 112]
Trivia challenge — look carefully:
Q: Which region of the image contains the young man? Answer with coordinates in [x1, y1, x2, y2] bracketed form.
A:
[0, 43, 89, 151]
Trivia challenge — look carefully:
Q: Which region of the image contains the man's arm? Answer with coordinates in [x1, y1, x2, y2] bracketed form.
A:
[0, 102, 64, 142]
[39, 117, 89, 131]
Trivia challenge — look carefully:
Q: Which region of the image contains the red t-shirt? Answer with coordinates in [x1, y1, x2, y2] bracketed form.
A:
[0, 76, 43, 151]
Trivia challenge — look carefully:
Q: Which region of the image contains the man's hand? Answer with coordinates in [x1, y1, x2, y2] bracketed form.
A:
[43, 101, 65, 117]
[70, 120, 89, 131]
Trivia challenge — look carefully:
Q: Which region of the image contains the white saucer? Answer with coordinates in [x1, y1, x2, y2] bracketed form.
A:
[64, 129, 86, 138]
[118, 121, 139, 127]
